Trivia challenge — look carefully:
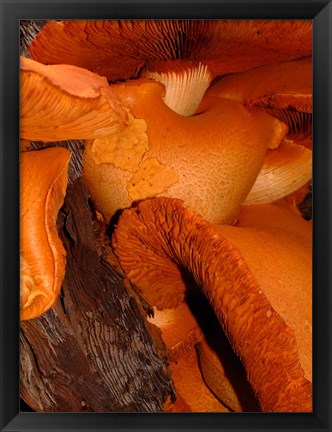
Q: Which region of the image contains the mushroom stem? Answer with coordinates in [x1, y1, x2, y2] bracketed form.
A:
[113, 198, 312, 412]
[143, 61, 212, 116]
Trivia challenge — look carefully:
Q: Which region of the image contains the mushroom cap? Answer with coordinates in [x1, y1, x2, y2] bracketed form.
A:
[83, 79, 287, 225]
[29, 20, 311, 83]
[207, 56, 312, 113]
[113, 197, 312, 411]
[212, 203, 312, 382]
[20, 147, 71, 320]
[20, 56, 128, 142]
[206, 57, 312, 205]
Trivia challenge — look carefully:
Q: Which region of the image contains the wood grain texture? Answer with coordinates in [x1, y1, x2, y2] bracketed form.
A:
[20, 178, 173, 412]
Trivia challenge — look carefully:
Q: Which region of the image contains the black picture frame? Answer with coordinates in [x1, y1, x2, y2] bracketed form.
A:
[1, 1, 331, 431]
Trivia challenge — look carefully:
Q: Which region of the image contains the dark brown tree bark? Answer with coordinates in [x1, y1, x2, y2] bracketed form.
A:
[20, 178, 173, 412]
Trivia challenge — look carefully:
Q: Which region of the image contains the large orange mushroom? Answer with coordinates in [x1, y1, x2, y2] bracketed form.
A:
[84, 78, 287, 224]
[112, 197, 312, 412]
[19, 55, 131, 320]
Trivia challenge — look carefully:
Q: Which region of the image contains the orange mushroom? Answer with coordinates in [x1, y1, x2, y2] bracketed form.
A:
[83, 79, 287, 225]
[147, 303, 204, 364]
[207, 57, 312, 205]
[20, 147, 71, 320]
[149, 298, 260, 412]
[20, 21, 313, 413]
[24, 21, 312, 225]
[148, 303, 231, 412]
[164, 347, 231, 412]
[29, 20, 312, 115]
[20, 56, 128, 142]
[112, 197, 312, 412]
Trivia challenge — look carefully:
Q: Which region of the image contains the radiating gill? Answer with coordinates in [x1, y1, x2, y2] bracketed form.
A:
[264, 108, 312, 136]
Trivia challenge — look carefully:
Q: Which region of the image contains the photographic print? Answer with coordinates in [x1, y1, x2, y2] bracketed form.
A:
[19, 19, 312, 413]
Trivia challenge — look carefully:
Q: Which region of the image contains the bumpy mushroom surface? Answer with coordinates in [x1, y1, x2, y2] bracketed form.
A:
[207, 57, 312, 205]
[83, 79, 287, 225]
[112, 197, 312, 412]
[20, 56, 128, 142]
[20, 147, 71, 320]
[25, 21, 312, 226]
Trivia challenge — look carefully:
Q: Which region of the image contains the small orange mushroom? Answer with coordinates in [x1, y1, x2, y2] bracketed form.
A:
[20, 56, 128, 142]
[149, 298, 259, 412]
[20, 147, 71, 320]
[112, 197, 312, 412]
[197, 336, 260, 412]
[147, 303, 204, 363]
[148, 303, 230, 412]
[164, 347, 231, 412]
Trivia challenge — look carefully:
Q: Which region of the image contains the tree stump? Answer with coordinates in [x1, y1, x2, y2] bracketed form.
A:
[20, 178, 173, 412]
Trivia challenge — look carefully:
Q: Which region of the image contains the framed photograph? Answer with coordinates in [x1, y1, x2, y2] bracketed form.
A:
[1, 1, 331, 431]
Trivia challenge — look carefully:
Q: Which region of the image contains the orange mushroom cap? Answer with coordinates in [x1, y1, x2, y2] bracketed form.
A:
[29, 20, 312, 83]
[83, 78, 287, 225]
[212, 203, 312, 383]
[112, 197, 312, 412]
[20, 147, 71, 320]
[206, 57, 312, 205]
[28, 20, 312, 116]
[20, 56, 128, 142]
[207, 57, 312, 113]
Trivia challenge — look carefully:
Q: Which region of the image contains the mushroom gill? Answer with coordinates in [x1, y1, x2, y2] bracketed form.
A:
[83, 78, 287, 225]
[28, 20, 311, 116]
[20, 147, 71, 320]
[112, 197, 312, 412]
[20, 56, 128, 142]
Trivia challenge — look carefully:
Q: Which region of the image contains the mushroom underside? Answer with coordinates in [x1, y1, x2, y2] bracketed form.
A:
[112, 198, 312, 412]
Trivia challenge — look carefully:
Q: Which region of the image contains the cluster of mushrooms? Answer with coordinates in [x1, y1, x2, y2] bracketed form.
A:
[20, 20, 312, 412]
